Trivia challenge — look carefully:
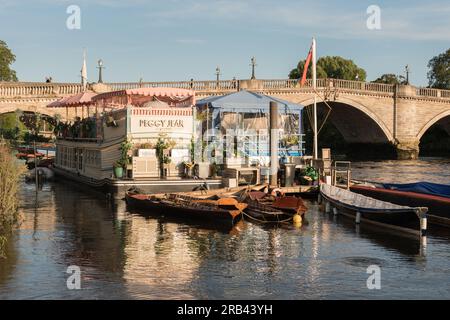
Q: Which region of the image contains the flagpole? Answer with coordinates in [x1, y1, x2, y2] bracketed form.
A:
[312, 37, 318, 160]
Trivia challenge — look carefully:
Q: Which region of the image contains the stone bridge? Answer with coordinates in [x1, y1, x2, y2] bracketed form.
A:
[1, 78, 450, 159]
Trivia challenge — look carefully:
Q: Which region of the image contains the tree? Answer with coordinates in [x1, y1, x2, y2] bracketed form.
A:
[372, 74, 404, 85]
[0, 40, 18, 81]
[427, 48, 450, 89]
[289, 56, 366, 81]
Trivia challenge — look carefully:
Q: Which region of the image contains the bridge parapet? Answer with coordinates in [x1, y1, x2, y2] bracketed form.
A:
[1, 78, 450, 101]
[0, 82, 83, 98]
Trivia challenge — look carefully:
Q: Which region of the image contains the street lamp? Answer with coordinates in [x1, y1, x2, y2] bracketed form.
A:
[97, 59, 104, 83]
[215, 66, 221, 82]
[405, 65, 410, 85]
[250, 57, 257, 80]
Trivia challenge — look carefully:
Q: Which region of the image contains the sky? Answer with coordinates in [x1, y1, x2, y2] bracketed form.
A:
[0, 0, 449, 86]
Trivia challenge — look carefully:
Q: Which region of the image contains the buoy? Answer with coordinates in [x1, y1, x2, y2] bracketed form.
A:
[293, 214, 302, 226]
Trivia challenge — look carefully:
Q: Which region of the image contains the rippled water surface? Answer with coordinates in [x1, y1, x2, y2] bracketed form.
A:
[1, 158, 450, 299]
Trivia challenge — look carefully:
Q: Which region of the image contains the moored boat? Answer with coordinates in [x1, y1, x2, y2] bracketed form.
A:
[125, 188, 247, 227]
[350, 182, 450, 227]
[320, 184, 427, 238]
[239, 190, 308, 223]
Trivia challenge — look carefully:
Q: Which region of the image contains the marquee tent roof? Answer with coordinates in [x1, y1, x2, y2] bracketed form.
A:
[196, 90, 304, 113]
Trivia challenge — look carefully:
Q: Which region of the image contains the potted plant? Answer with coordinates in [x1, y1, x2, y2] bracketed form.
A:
[210, 162, 219, 178]
[155, 137, 175, 178]
[113, 159, 124, 179]
[300, 166, 319, 185]
[183, 160, 195, 178]
[162, 154, 171, 177]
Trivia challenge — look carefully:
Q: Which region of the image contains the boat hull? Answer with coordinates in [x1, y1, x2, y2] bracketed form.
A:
[125, 193, 240, 227]
[351, 185, 450, 227]
[320, 184, 426, 238]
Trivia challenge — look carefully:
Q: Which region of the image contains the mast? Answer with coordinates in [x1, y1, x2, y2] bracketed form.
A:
[312, 37, 318, 160]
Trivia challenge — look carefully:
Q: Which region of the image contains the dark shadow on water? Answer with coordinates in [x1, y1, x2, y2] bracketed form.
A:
[125, 206, 241, 235]
[322, 213, 423, 257]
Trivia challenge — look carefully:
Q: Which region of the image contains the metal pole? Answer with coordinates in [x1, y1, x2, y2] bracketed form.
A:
[312, 37, 318, 160]
[34, 140, 38, 192]
[270, 101, 279, 186]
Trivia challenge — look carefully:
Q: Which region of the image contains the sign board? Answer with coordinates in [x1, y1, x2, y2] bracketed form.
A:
[138, 149, 156, 157]
[129, 107, 193, 135]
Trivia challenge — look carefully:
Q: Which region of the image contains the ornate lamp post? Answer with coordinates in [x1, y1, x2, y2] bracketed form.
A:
[215, 66, 221, 82]
[250, 57, 257, 80]
[97, 59, 105, 83]
[405, 65, 410, 85]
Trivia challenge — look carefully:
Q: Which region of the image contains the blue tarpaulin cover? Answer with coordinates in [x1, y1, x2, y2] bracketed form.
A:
[382, 182, 450, 199]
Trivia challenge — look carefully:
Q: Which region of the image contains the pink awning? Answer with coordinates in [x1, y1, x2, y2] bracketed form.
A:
[92, 87, 196, 108]
[47, 92, 97, 108]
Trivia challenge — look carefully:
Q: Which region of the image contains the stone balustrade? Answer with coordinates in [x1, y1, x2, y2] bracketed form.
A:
[0, 82, 84, 97]
[1, 78, 450, 100]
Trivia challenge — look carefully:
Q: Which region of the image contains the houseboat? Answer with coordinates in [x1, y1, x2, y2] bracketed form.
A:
[52, 87, 222, 197]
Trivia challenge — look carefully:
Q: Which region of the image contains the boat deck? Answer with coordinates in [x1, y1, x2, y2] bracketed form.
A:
[53, 167, 222, 199]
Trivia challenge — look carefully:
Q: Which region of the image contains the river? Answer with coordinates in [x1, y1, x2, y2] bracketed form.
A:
[1, 158, 450, 299]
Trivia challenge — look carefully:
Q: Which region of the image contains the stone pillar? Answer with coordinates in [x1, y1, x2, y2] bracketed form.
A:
[238, 79, 264, 91]
[395, 139, 420, 160]
[394, 84, 420, 159]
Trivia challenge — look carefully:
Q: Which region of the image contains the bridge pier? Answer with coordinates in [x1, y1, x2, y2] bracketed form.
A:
[395, 139, 420, 160]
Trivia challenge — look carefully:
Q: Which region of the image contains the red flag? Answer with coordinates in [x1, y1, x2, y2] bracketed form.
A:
[300, 45, 313, 86]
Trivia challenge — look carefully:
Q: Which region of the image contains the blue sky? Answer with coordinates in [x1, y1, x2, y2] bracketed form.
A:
[0, 0, 449, 86]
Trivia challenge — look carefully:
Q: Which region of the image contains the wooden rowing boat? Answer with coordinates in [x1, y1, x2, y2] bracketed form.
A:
[350, 182, 450, 227]
[125, 188, 247, 226]
[239, 190, 308, 223]
[320, 184, 427, 237]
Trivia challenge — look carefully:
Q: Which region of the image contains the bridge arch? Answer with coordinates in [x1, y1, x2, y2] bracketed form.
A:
[417, 110, 450, 140]
[296, 96, 394, 143]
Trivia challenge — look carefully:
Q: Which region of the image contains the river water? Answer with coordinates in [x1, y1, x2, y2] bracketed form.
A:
[1, 158, 450, 300]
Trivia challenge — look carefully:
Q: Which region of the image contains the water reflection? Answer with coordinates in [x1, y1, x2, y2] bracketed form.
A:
[1, 159, 450, 299]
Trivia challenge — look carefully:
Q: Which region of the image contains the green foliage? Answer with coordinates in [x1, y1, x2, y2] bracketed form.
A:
[289, 56, 366, 81]
[427, 48, 450, 89]
[372, 74, 404, 85]
[281, 135, 299, 146]
[155, 137, 170, 160]
[162, 155, 171, 164]
[304, 166, 319, 181]
[0, 142, 24, 236]
[0, 113, 27, 140]
[0, 40, 18, 81]
[116, 139, 133, 168]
